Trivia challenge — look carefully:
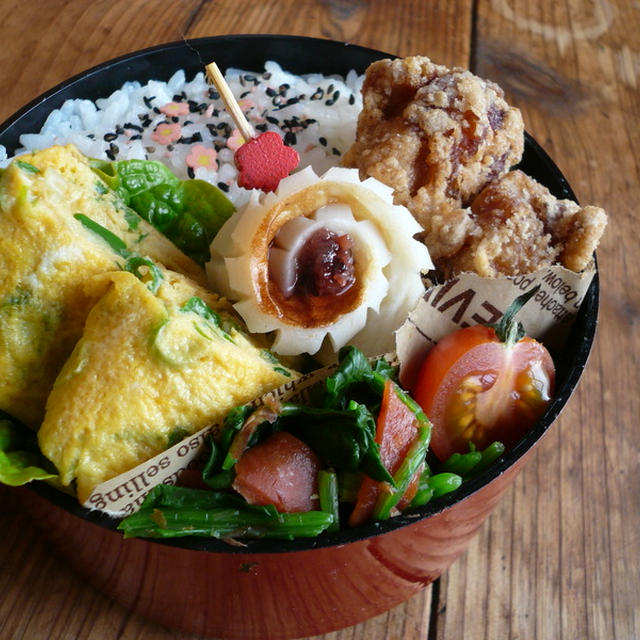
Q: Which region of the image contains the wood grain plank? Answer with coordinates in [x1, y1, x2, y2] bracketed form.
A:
[0, 0, 202, 125]
[433, 1, 640, 639]
[187, 0, 473, 67]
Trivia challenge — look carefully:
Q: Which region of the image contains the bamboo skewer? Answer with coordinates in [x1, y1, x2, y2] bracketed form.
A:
[205, 61, 255, 142]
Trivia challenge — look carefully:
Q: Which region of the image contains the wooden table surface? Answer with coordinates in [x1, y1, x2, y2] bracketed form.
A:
[0, 1, 637, 639]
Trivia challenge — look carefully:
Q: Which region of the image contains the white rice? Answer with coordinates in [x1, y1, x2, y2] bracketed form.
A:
[0, 62, 364, 208]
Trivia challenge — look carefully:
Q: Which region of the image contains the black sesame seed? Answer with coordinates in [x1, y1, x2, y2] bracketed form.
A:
[255, 123, 268, 133]
[286, 97, 300, 106]
[240, 90, 252, 99]
[311, 88, 324, 100]
[332, 147, 341, 156]
[153, 107, 161, 114]
[103, 132, 118, 142]
[179, 132, 203, 145]
[187, 167, 195, 179]
[171, 116, 180, 123]
[173, 92, 186, 101]
[217, 182, 230, 192]
[208, 88, 220, 100]
[349, 94, 355, 105]
[266, 87, 277, 97]
[106, 142, 119, 160]
[266, 116, 280, 125]
[129, 134, 142, 141]
[284, 131, 297, 146]
[124, 122, 144, 132]
[263, 72, 272, 80]
[115, 126, 125, 135]
[143, 96, 155, 108]
[327, 84, 335, 93]
[319, 137, 327, 146]
[278, 83, 290, 95]
[244, 74, 257, 84]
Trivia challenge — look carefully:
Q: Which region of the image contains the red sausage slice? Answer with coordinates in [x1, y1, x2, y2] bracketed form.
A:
[348, 379, 421, 526]
[233, 431, 321, 513]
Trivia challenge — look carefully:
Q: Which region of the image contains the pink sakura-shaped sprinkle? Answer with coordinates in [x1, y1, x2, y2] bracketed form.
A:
[159, 102, 190, 116]
[186, 144, 218, 171]
[227, 128, 245, 151]
[151, 122, 182, 145]
[237, 98, 255, 113]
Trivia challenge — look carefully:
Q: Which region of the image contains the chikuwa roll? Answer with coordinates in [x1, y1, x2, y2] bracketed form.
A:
[206, 166, 432, 361]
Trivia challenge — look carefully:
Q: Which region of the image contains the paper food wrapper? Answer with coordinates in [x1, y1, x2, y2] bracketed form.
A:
[396, 264, 596, 389]
[84, 263, 595, 517]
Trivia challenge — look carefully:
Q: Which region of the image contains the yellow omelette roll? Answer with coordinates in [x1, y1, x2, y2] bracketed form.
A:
[38, 267, 295, 503]
[0, 145, 205, 428]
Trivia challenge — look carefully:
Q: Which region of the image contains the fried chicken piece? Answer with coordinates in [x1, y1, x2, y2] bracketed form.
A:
[342, 56, 524, 232]
[438, 170, 608, 278]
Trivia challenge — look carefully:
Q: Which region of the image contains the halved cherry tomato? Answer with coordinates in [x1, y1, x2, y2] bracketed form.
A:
[412, 323, 555, 461]
[348, 378, 422, 526]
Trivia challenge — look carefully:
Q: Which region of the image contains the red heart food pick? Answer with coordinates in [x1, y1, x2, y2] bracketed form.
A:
[235, 131, 300, 192]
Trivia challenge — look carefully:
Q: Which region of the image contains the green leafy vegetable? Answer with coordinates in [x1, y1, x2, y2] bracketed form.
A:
[440, 441, 505, 479]
[0, 416, 57, 486]
[90, 158, 235, 265]
[440, 448, 483, 477]
[323, 345, 394, 409]
[279, 401, 393, 484]
[118, 485, 334, 540]
[318, 470, 340, 532]
[408, 441, 505, 510]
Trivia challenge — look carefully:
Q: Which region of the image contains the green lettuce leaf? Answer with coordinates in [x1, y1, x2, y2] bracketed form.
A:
[91, 158, 235, 265]
[0, 417, 57, 486]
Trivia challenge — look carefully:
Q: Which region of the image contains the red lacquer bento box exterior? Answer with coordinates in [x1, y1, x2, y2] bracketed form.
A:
[20, 450, 530, 639]
[4, 35, 599, 640]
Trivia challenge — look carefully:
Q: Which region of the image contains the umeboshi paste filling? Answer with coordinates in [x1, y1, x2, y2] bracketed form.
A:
[294, 228, 356, 297]
[267, 221, 359, 327]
